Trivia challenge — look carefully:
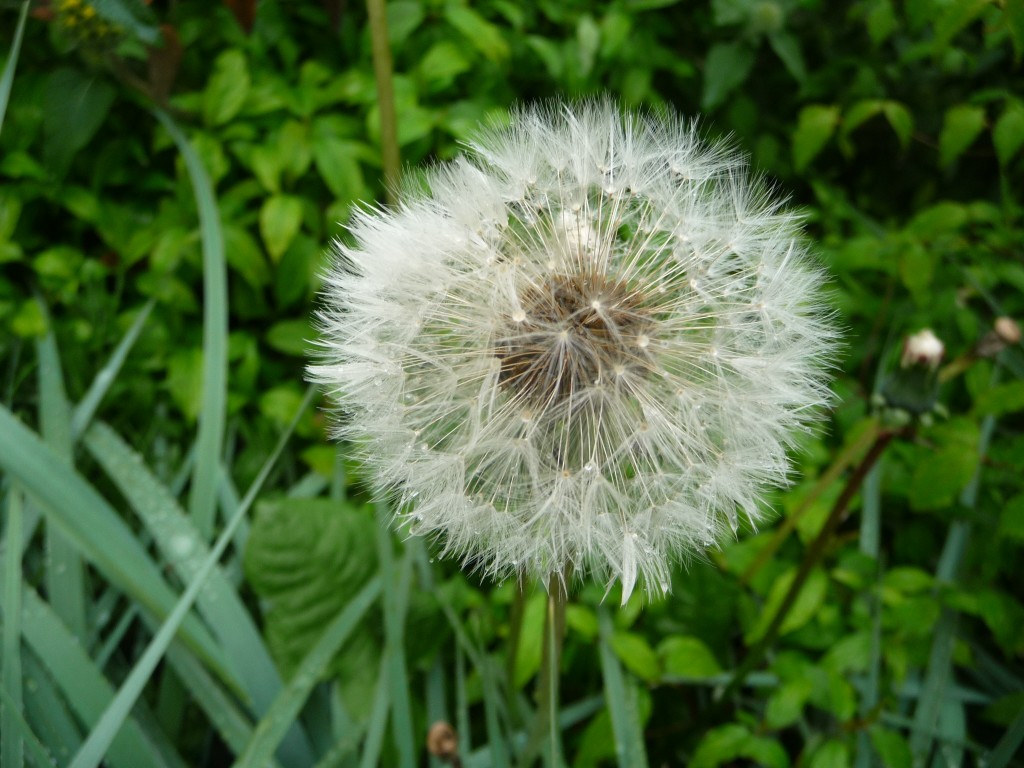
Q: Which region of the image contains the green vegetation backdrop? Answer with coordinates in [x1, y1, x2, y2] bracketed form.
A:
[1, 0, 1023, 766]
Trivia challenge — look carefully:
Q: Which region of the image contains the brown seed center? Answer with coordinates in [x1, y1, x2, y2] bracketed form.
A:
[495, 271, 654, 403]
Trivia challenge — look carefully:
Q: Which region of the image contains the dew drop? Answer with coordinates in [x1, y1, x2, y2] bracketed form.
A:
[512, 310, 526, 322]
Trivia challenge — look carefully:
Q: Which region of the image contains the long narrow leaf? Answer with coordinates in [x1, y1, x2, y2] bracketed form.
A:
[154, 109, 228, 542]
[232, 576, 383, 768]
[988, 708, 1024, 768]
[67, 458, 268, 768]
[36, 306, 88, 641]
[0, 1, 29, 135]
[71, 300, 154, 439]
[598, 608, 648, 768]
[0, 575, 172, 768]
[3, 487, 25, 768]
[85, 420, 315, 766]
[0, 685, 54, 768]
[0, 405, 233, 684]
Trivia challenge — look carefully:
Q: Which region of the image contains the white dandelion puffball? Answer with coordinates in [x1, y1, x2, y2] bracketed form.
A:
[310, 102, 836, 603]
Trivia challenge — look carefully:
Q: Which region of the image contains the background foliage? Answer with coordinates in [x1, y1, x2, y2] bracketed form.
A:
[1, 0, 1023, 766]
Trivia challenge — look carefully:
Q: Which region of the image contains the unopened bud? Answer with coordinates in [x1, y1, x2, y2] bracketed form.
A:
[901, 329, 944, 370]
[994, 317, 1021, 346]
[427, 721, 459, 762]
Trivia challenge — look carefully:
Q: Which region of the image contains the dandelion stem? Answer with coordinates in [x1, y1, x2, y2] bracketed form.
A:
[719, 426, 900, 705]
[365, 0, 400, 204]
[506, 574, 527, 727]
[521, 576, 567, 767]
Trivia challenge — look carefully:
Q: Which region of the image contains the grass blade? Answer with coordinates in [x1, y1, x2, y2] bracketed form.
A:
[0, 0, 29, 135]
[358, 661, 392, 768]
[3, 486, 25, 768]
[71, 299, 154, 440]
[1, 577, 172, 768]
[233, 576, 383, 768]
[988, 707, 1024, 768]
[36, 304, 88, 641]
[375, 509, 416, 768]
[0, 404, 233, 684]
[0, 685, 54, 768]
[67, 457, 267, 768]
[153, 108, 228, 542]
[598, 607, 648, 768]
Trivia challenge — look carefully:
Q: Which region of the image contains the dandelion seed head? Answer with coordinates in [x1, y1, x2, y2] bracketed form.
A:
[310, 100, 838, 603]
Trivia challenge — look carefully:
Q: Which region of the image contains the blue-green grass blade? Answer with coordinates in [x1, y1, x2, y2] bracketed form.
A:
[455, 641, 470, 758]
[375, 510, 416, 768]
[232, 576, 383, 768]
[2, 578, 172, 768]
[36, 304, 88, 641]
[154, 108, 227, 542]
[0, 1, 29, 136]
[988, 707, 1024, 768]
[0, 404, 234, 684]
[89, 0, 160, 44]
[598, 607, 649, 768]
[3, 487, 25, 768]
[23, 653, 82, 763]
[71, 300, 154, 440]
[67, 468, 267, 768]
[0, 685, 54, 768]
[358, 663, 392, 768]
[855, 459, 883, 768]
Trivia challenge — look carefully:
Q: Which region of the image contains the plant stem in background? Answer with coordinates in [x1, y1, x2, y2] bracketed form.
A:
[522, 576, 567, 767]
[365, 0, 400, 203]
[719, 427, 901, 705]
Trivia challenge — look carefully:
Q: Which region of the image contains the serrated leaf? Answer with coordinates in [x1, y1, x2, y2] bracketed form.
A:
[203, 49, 250, 127]
[702, 41, 755, 110]
[244, 499, 379, 687]
[793, 105, 840, 172]
[939, 104, 986, 167]
[260, 195, 303, 262]
[993, 103, 1024, 165]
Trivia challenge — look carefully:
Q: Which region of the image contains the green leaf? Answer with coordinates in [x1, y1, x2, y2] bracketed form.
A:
[260, 195, 303, 262]
[939, 104, 986, 167]
[841, 100, 885, 142]
[747, 567, 829, 642]
[43, 68, 116, 176]
[244, 499, 379, 679]
[691, 724, 789, 768]
[869, 727, 912, 768]
[265, 318, 314, 357]
[1007, 0, 1024, 59]
[444, 6, 509, 61]
[702, 41, 756, 110]
[932, 0, 992, 52]
[793, 105, 840, 172]
[0, 2, 29, 138]
[658, 636, 723, 678]
[898, 239, 933, 300]
[765, 679, 812, 729]
[168, 347, 204, 422]
[808, 740, 850, 768]
[909, 449, 979, 510]
[767, 31, 807, 82]
[224, 225, 271, 288]
[882, 101, 914, 149]
[312, 137, 368, 200]
[998, 494, 1024, 541]
[90, 0, 160, 44]
[610, 631, 660, 682]
[993, 103, 1024, 165]
[597, 608, 649, 768]
[203, 49, 250, 127]
[417, 41, 472, 85]
[974, 381, 1024, 416]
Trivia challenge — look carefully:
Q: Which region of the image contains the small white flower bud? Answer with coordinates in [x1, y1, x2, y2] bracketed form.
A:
[901, 329, 945, 370]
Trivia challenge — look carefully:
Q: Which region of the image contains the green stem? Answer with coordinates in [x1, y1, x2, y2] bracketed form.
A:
[719, 427, 899, 704]
[521, 576, 567, 767]
[365, 0, 400, 203]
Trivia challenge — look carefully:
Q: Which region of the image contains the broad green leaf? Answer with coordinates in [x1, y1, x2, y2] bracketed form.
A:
[702, 41, 755, 110]
[768, 31, 807, 82]
[203, 49, 250, 127]
[883, 101, 913, 149]
[841, 100, 885, 141]
[224, 225, 271, 288]
[869, 727, 911, 768]
[610, 631, 660, 682]
[43, 68, 116, 176]
[691, 724, 789, 768]
[260, 195, 303, 262]
[244, 499, 379, 681]
[444, 6, 509, 61]
[312, 137, 368, 199]
[998, 494, 1024, 541]
[993, 103, 1024, 165]
[417, 41, 472, 86]
[658, 636, 723, 678]
[168, 347, 204, 422]
[514, 593, 546, 687]
[909, 448, 979, 510]
[933, 0, 992, 52]
[793, 105, 840, 172]
[808, 740, 850, 768]
[765, 679, 812, 729]
[939, 104, 986, 167]
[974, 381, 1024, 416]
[898, 239, 933, 300]
[266, 318, 314, 357]
[747, 567, 828, 642]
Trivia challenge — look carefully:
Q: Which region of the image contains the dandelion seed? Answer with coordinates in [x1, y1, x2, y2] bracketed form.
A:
[310, 101, 837, 603]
